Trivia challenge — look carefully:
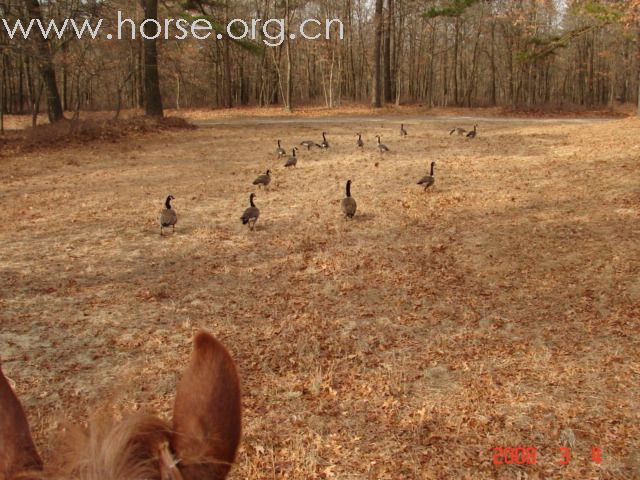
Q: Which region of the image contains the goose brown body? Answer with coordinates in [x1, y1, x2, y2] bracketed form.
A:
[284, 148, 298, 168]
[376, 136, 389, 153]
[159, 195, 177, 235]
[253, 170, 271, 187]
[318, 132, 330, 149]
[417, 162, 436, 191]
[341, 180, 357, 218]
[241, 193, 260, 230]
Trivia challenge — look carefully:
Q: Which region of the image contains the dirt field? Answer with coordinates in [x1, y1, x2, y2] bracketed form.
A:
[1, 114, 639, 479]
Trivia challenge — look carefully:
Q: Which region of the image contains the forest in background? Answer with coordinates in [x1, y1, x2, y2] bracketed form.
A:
[0, 0, 639, 125]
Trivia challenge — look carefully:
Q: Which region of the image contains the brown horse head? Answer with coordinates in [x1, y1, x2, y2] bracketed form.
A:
[0, 332, 241, 480]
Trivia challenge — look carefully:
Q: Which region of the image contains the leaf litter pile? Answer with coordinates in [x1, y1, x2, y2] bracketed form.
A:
[0, 115, 638, 479]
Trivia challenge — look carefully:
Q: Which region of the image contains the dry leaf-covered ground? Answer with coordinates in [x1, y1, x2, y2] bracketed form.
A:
[0, 114, 639, 479]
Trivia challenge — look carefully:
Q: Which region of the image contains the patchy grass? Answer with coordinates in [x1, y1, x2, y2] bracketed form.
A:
[0, 116, 639, 479]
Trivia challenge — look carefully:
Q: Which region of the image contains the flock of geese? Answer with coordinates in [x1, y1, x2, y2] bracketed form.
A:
[159, 123, 480, 234]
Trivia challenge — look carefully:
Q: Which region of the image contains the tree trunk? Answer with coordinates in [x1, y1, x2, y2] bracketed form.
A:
[1, 56, 4, 134]
[383, 0, 393, 103]
[222, 1, 232, 108]
[464, 8, 483, 107]
[637, 21, 640, 116]
[285, 0, 293, 111]
[18, 54, 25, 114]
[32, 81, 44, 127]
[176, 74, 180, 110]
[372, 0, 384, 107]
[137, 39, 145, 109]
[490, 20, 497, 106]
[141, 0, 164, 117]
[25, 0, 64, 123]
[222, 38, 232, 108]
[453, 17, 460, 106]
[62, 42, 68, 111]
[442, 24, 448, 106]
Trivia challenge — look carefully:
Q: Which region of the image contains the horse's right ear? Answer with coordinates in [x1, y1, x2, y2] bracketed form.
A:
[0, 363, 43, 480]
[171, 332, 242, 480]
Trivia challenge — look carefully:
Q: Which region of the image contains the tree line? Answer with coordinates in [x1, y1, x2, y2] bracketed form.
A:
[0, 0, 638, 126]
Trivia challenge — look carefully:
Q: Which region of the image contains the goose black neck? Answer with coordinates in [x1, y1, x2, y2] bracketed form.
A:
[346, 181, 352, 197]
[165, 196, 172, 209]
[430, 163, 435, 176]
[250, 194, 255, 207]
[277, 140, 281, 147]
[293, 149, 297, 157]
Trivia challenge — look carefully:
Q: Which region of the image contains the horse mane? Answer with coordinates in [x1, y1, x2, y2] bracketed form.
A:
[53, 413, 172, 480]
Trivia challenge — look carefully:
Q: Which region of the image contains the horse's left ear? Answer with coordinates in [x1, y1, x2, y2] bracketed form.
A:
[170, 332, 242, 480]
[0, 363, 43, 479]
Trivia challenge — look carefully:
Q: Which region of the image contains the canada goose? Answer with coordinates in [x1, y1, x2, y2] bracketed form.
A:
[466, 125, 478, 138]
[276, 140, 286, 157]
[449, 127, 466, 136]
[376, 135, 389, 153]
[159, 195, 177, 235]
[253, 169, 271, 187]
[284, 147, 298, 168]
[356, 133, 364, 148]
[400, 124, 408, 137]
[341, 180, 357, 219]
[240, 193, 260, 230]
[300, 140, 315, 150]
[318, 132, 329, 149]
[417, 162, 436, 191]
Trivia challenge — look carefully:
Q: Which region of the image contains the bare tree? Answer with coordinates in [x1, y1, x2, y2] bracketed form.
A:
[24, 0, 64, 122]
[0, 0, 638, 114]
[141, 0, 163, 117]
[372, 0, 384, 107]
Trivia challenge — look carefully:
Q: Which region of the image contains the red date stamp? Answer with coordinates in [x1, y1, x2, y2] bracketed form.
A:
[493, 447, 538, 465]
[493, 447, 602, 466]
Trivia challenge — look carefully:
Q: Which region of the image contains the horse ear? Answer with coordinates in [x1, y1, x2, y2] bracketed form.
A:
[0, 363, 43, 479]
[171, 332, 241, 480]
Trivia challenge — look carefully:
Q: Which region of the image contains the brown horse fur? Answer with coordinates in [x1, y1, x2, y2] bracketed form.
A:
[171, 332, 242, 480]
[0, 362, 43, 480]
[0, 331, 242, 480]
